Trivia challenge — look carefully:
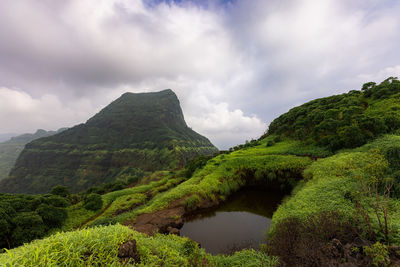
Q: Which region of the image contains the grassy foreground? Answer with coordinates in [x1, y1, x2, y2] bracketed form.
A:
[0, 224, 278, 267]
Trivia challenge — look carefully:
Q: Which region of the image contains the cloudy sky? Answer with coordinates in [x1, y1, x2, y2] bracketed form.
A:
[1, 0, 400, 149]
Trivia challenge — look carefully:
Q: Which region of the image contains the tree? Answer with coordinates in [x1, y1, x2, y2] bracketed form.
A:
[84, 193, 103, 211]
[36, 203, 67, 227]
[50, 185, 70, 198]
[0, 203, 16, 249]
[353, 150, 392, 243]
[11, 212, 46, 247]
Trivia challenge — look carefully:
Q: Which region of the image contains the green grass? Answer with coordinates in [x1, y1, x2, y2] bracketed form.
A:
[0, 224, 278, 267]
[120, 142, 313, 222]
[61, 171, 185, 230]
[208, 249, 279, 266]
[270, 137, 400, 243]
[60, 140, 313, 231]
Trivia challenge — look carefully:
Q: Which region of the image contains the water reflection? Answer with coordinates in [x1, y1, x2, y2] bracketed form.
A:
[179, 187, 283, 254]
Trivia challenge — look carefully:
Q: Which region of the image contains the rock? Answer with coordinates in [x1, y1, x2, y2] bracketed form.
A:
[332, 238, 343, 252]
[167, 226, 180, 235]
[118, 240, 140, 263]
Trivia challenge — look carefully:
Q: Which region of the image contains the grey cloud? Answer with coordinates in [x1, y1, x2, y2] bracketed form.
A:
[1, 0, 400, 149]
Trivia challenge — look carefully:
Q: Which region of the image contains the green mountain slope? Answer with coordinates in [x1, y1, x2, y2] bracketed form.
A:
[0, 89, 217, 194]
[0, 129, 66, 180]
[266, 77, 400, 151]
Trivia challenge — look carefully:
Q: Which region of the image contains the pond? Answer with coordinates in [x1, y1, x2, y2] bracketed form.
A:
[179, 187, 284, 254]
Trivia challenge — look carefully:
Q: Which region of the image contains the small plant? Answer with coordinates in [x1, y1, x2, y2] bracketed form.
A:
[50, 185, 70, 198]
[184, 195, 201, 210]
[363, 242, 390, 267]
[182, 239, 198, 256]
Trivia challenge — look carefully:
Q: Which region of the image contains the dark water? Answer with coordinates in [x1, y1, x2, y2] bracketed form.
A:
[179, 187, 284, 254]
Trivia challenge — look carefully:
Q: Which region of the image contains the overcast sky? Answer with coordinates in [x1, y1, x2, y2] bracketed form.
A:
[1, 0, 400, 149]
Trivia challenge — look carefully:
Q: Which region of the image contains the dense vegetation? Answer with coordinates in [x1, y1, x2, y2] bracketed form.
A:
[0, 90, 217, 194]
[0, 129, 65, 180]
[267, 77, 400, 151]
[0, 192, 69, 250]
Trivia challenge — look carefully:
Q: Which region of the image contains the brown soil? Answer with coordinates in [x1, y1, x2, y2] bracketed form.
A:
[127, 196, 220, 236]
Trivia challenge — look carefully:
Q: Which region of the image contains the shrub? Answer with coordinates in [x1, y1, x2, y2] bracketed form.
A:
[36, 204, 67, 227]
[364, 242, 390, 267]
[50, 185, 70, 198]
[84, 193, 103, 211]
[266, 140, 275, 147]
[269, 211, 359, 266]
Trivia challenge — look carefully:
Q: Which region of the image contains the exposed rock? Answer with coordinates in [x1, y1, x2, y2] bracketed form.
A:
[131, 205, 185, 235]
[129, 196, 221, 236]
[167, 226, 180, 235]
[118, 240, 140, 264]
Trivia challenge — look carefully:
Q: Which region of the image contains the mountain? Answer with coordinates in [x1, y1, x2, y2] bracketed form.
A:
[0, 89, 218, 194]
[0, 133, 17, 143]
[0, 129, 66, 181]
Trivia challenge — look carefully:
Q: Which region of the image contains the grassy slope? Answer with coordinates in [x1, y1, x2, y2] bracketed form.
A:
[59, 137, 316, 230]
[271, 135, 400, 242]
[0, 224, 278, 266]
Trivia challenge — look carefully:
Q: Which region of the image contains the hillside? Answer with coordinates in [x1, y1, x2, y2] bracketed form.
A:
[3, 78, 400, 266]
[0, 129, 66, 180]
[0, 89, 218, 194]
[266, 77, 400, 151]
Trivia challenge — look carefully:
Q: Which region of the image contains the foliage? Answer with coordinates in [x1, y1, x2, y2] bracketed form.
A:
[61, 171, 184, 230]
[83, 193, 103, 211]
[271, 136, 400, 251]
[0, 224, 278, 267]
[363, 242, 390, 267]
[208, 249, 278, 267]
[0, 193, 68, 250]
[50, 185, 70, 198]
[268, 211, 359, 266]
[184, 154, 213, 178]
[267, 77, 400, 151]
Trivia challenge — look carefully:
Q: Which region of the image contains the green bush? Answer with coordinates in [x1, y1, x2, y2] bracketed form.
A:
[364, 242, 390, 267]
[50, 185, 70, 198]
[84, 193, 103, 211]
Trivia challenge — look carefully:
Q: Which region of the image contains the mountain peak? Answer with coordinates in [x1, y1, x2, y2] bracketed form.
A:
[0, 90, 217, 194]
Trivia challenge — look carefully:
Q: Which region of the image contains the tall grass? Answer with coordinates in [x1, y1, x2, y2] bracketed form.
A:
[0, 224, 278, 266]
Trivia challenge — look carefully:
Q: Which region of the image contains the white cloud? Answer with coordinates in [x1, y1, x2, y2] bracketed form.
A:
[186, 101, 266, 150]
[0, 87, 96, 133]
[355, 65, 400, 84]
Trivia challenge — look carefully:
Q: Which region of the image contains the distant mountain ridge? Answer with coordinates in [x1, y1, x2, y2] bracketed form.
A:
[0, 133, 17, 143]
[0, 89, 218, 194]
[0, 128, 66, 181]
